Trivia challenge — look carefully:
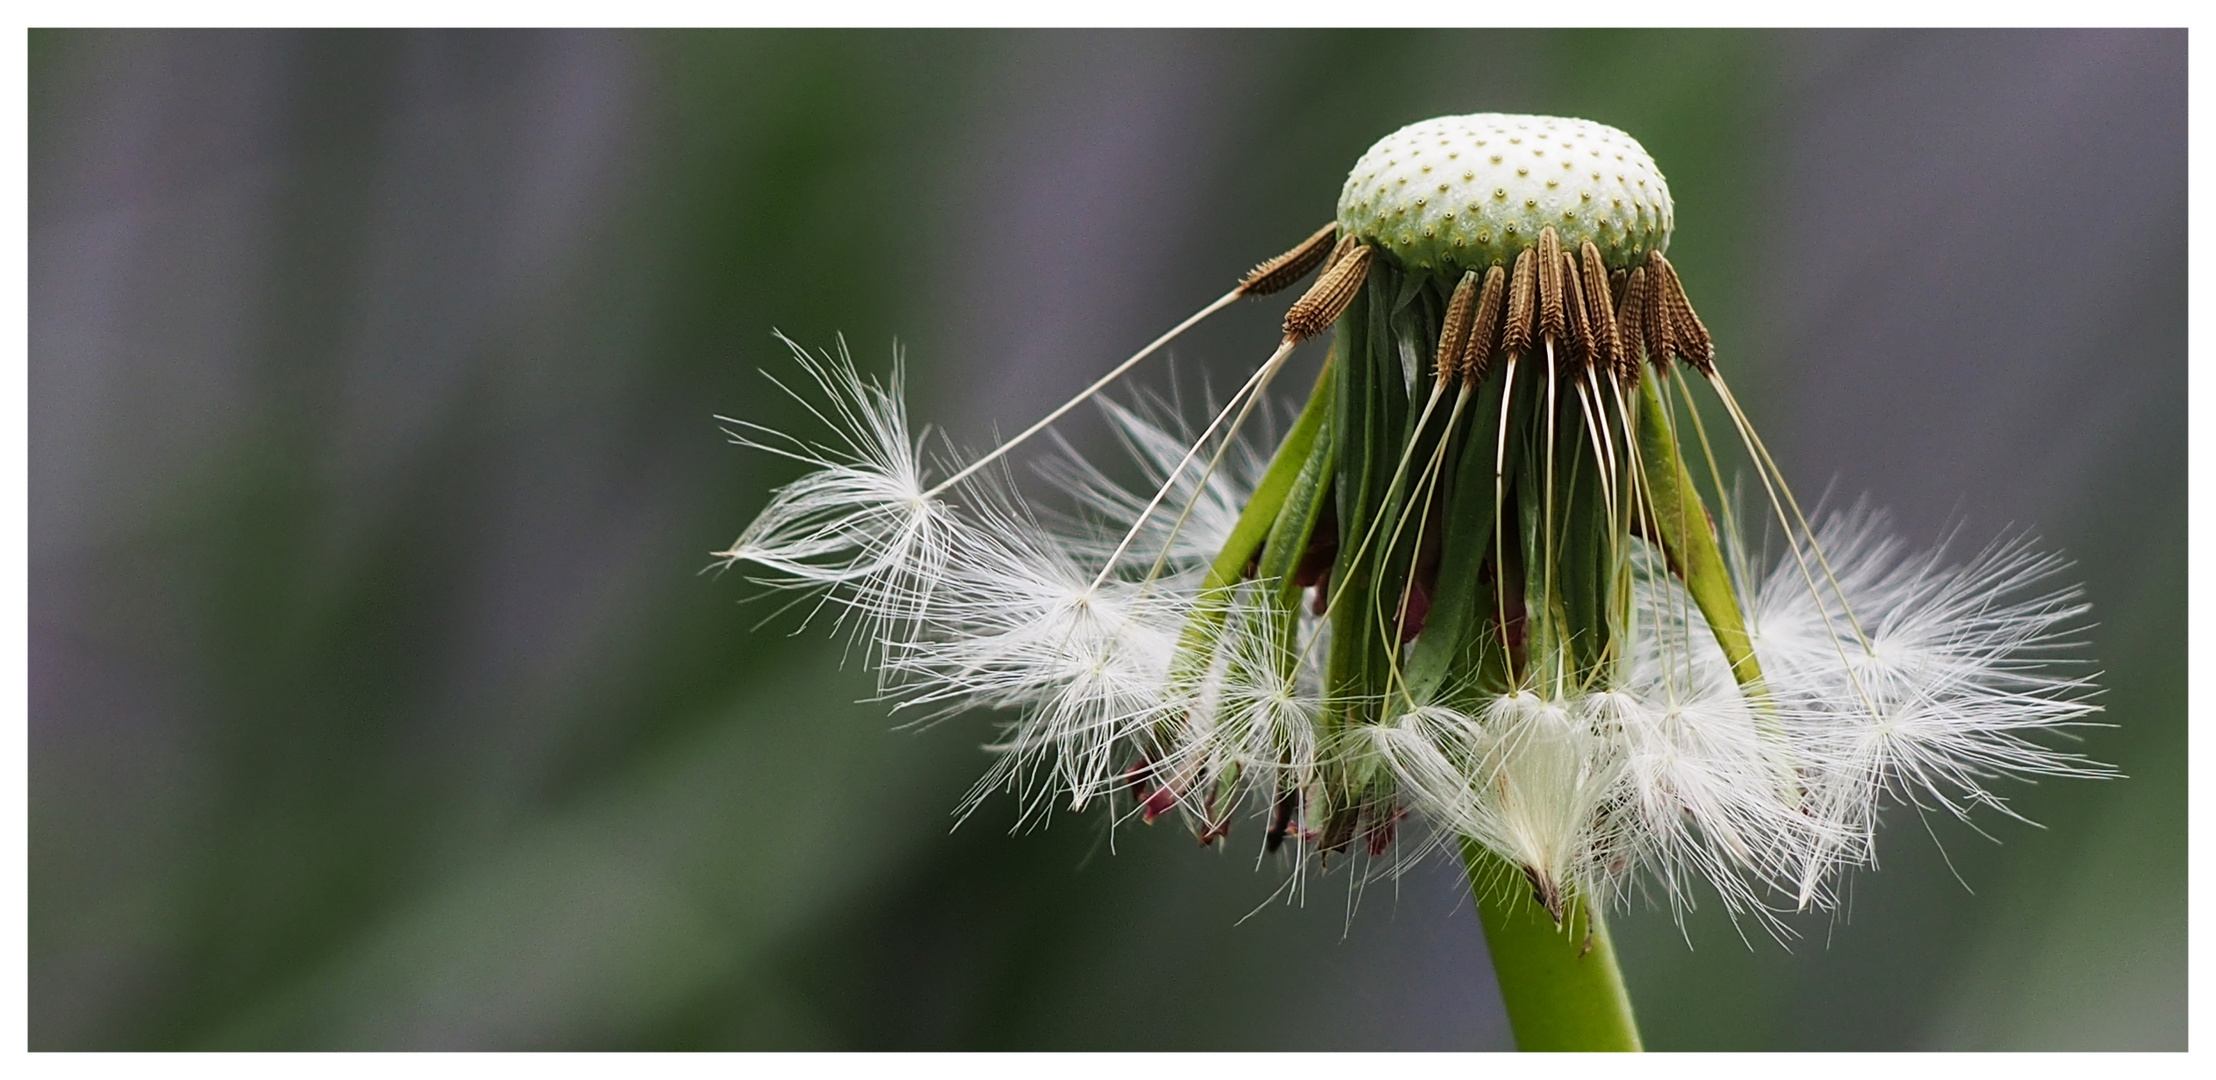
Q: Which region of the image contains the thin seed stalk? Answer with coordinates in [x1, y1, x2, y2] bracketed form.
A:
[1462, 841, 1642, 1051]
[1400, 363, 1511, 706]
[1164, 353, 1338, 687]
[1323, 271, 1409, 732]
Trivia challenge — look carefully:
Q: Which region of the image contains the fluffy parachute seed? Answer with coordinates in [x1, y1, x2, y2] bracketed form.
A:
[1536, 226, 1567, 344]
[1434, 270, 1483, 385]
[1238, 222, 1340, 297]
[1501, 247, 1538, 357]
[1460, 263, 1508, 381]
[1284, 242, 1372, 342]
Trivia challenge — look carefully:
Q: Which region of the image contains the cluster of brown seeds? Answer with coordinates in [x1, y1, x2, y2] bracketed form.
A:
[1243, 221, 1714, 377]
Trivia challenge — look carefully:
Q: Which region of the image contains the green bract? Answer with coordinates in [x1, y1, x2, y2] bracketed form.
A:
[1336, 114, 1673, 274]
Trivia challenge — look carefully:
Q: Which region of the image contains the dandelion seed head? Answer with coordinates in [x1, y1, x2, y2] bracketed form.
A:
[720, 113, 2104, 942]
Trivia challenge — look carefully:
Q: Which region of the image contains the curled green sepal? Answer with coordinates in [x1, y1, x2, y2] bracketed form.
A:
[1165, 353, 1338, 688]
[1632, 373, 1799, 802]
[1632, 371, 1762, 690]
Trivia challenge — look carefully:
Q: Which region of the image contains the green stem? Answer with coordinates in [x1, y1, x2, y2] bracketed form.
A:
[1462, 841, 1642, 1052]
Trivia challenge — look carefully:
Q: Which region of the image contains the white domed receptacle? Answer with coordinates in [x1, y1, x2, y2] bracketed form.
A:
[1336, 114, 1674, 276]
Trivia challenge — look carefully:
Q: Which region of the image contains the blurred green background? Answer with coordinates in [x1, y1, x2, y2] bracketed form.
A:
[28, 29, 2184, 1050]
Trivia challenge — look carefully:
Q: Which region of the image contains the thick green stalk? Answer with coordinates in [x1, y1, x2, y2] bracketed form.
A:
[1462, 842, 1642, 1052]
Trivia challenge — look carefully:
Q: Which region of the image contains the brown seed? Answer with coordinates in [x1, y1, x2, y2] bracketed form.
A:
[1319, 231, 1359, 276]
[1642, 250, 1676, 372]
[1616, 267, 1649, 373]
[1560, 251, 1597, 369]
[1523, 864, 1567, 925]
[1500, 248, 1538, 357]
[1460, 263, 1508, 381]
[1283, 243, 1372, 342]
[1433, 270, 1482, 385]
[1579, 240, 1622, 376]
[1237, 221, 1340, 297]
[1650, 253, 1715, 375]
[1536, 226, 1567, 344]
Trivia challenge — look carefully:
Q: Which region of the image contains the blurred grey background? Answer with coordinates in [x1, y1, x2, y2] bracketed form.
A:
[28, 29, 2184, 1050]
